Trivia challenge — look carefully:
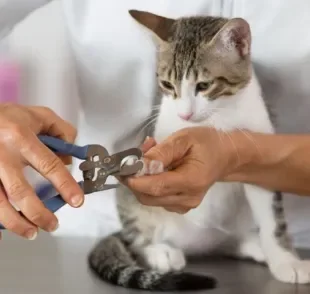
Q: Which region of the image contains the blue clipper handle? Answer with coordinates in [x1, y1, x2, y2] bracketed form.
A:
[0, 181, 84, 230]
[38, 135, 89, 160]
[0, 196, 66, 230]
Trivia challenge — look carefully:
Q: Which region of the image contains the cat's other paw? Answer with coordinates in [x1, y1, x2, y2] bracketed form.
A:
[270, 260, 310, 284]
[141, 243, 186, 273]
[237, 234, 266, 263]
[136, 160, 164, 177]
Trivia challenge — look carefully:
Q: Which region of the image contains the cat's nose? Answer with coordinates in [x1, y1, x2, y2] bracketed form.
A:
[178, 112, 193, 121]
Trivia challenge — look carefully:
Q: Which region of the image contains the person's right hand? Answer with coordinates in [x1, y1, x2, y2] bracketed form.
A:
[0, 104, 84, 240]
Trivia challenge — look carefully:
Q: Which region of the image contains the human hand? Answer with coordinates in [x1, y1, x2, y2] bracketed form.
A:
[0, 104, 83, 240]
[126, 127, 244, 214]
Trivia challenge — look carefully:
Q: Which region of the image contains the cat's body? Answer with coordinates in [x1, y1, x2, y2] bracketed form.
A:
[88, 11, 310, 291]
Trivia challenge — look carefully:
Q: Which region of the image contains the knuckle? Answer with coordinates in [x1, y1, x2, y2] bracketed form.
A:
[38, 155, 62, 176]
[3, 217, 27, 235]
[4, 218, 19, 231]
[174, 132, 188, 146]
[28, 211, 45, 225]
[40, 106, 56, 117]
[150, 147, 166, 162]
[55, 178, 75, 196]
[7, 181, 28, 200]
[5, 123, 25, 142]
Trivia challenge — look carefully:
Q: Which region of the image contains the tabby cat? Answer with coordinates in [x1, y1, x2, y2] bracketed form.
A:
[88, 10, 310, 291]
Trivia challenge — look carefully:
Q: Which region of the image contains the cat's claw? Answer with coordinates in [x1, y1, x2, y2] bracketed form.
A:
[270, 260, 310, 284]
[141, 243, 186, 273]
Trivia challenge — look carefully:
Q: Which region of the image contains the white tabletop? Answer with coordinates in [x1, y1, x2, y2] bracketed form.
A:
[0, 231, 310, 294]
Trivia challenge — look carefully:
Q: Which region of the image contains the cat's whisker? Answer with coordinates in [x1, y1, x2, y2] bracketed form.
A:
[236, 128, 263, 158]
[209, 113, 241, 163]
[137, 116, 159, 138]
[211, 113, 263, 159]
[207, 117, 226, 151]
[224, 131, 241, 164]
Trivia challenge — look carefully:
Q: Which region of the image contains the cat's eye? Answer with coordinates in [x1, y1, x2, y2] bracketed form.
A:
[196, 81, 213, 93]
[160, 80, 175, 91]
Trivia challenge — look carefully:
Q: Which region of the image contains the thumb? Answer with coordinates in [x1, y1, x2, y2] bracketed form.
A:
[144, 132, 190, 168]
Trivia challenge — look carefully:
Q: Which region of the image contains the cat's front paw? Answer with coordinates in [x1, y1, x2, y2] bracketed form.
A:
[141, 243, 186, 273]
[270, 260, 310, 284]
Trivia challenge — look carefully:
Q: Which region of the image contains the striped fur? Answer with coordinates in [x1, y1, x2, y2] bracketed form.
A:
[88, 10, 310, 289]
[88, 233, 216, 291]
[273, 192, 293, 250]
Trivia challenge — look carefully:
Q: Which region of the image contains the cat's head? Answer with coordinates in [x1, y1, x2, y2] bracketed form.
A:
[129, 10, 252, 123]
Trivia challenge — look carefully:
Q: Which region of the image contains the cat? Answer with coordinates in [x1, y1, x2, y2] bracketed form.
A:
[88, 10, 310, 291]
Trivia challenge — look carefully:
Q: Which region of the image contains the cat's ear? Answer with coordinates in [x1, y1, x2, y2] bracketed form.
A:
[211, 18, 251, 59]
[129, 10, 175, 43]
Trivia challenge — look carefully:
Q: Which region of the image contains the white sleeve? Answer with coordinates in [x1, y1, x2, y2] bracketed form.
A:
[0, 0, 52, 39]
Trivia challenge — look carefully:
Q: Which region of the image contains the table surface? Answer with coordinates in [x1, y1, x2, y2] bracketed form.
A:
[0, 231, 310, 294]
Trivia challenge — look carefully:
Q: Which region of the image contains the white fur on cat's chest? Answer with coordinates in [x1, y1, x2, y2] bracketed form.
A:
[155, 182, 255, 254]
[150, 73, 272, 255]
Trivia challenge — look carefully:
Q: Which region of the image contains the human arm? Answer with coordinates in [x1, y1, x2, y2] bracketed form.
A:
[0, 104, 84, 240]
[224, 131, 310, 195]
[126, 127, 310, 214]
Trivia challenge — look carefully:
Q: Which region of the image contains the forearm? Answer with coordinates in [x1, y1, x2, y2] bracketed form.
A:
[226, 131, 310, 195]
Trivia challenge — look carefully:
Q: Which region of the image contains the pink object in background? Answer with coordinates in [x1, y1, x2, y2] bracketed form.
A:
[0, 60, 20, 103]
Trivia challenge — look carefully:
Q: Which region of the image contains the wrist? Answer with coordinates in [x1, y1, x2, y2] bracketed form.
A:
[223, 130, 259, 173]
[224, 131, 296, 182]
[223, 130, 277, 179]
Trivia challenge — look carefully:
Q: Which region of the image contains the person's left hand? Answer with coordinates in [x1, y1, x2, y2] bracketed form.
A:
[124, 127, 242, 214]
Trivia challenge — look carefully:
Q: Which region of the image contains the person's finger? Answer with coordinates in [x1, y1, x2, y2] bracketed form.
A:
[164, 206, 189, 214]
[0, 163, 59, 232]
[29, 106, 77, 141]
[20, 132, 84, 208]
[0, 184, 38, 239]
[143, 131, 190, 168]
[135, 193, 182, 207]
[137, 194, 183, 206]
[127, 170, 186, 197]
[140, 137, 157, 153]
[136, 193, 195, 213]
[126, 160, 197, 196]
[29, 106, 77, 165]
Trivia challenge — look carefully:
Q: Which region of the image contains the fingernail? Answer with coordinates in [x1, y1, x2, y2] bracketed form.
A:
[26, 229, 38, 240]
[48, 221, 59, 232]
[71, 195, 83, 207]
[144, 136, 150, 143]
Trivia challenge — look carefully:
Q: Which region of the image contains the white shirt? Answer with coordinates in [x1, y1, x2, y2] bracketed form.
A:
[1, 0, 310, 247]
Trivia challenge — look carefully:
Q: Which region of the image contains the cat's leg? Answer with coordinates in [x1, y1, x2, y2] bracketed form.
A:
[234, 232, 266, 263]
[220, 232, 266, 263]
[117, 187, 186, 274]
[244, 185, 310, 284]
[122, 217, 186, 273]
[89, 186, 215, 291]
[119, 160, 186, 273]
